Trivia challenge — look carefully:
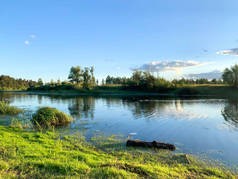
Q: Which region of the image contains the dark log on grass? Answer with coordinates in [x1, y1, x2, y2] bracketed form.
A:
[126, 140, 176, 151]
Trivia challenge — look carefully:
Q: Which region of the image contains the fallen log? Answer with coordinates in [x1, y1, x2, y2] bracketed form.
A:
[126, 140, 176, 151]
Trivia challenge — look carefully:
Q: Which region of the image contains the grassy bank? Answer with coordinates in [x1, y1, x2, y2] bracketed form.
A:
[0, 125, 236, 178]
[24, 84, 238, 98]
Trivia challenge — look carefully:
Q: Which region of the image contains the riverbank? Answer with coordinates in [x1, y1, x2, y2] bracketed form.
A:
[0, 125, 236, 178]
[2, 84, 237, 98]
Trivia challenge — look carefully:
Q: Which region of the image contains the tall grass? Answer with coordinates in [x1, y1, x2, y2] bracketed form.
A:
[0, 101, 24, 115]
[31, 107, 73, 128]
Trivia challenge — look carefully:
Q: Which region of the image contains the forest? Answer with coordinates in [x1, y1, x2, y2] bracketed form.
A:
[0, 75, 37, 91]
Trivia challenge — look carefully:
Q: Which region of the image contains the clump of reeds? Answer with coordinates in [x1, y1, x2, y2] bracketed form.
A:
[0, 101, 24, 115]
[31, 107, 73, 128]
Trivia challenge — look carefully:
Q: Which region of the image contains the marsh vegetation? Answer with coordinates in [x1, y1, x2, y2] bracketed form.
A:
[0, 101, 24, 115]
[32, 107, 73, 128]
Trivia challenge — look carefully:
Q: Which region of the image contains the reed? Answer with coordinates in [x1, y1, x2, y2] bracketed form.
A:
[31, 107, 73, 128]
[0, 101, 24, 115]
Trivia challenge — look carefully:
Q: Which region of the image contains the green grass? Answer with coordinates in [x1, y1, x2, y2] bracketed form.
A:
[0, 101, 24, 115]
[0, 126, 236, 178]
[32, 107, 73, 128]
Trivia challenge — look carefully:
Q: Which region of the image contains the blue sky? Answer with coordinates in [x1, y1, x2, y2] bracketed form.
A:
[1, 0, 238, 82]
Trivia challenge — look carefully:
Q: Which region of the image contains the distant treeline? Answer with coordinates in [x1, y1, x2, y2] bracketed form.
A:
[103, 71, 224, 92]
[28, 66, 225, 93]
[0, 75, 37, 91]
[105, 75, 223, 86]
[2, 64, 238, 92]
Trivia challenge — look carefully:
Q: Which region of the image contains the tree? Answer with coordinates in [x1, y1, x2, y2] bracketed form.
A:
[57, 79, 61, 85]
[106, 75, 112, 84]
[90, 66, 95, 84]
[223, 64, 238, 87]
[0, 75, 37, 90]
[68, 66, 83, 84]
[82, 67, 91, 89]
[142, 72, 156, 89]
[132, 71, 143, 86]
[50, 79, 54, 85]
[211, 78, 217, 84]
[37, 78, 43, 86]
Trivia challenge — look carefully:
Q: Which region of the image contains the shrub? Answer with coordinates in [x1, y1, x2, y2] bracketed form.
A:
[0, 101, 24, 115]
[32, 107, 73, 128]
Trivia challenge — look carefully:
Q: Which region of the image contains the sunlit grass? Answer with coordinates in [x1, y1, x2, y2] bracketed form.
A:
[0, 126, 236, 178]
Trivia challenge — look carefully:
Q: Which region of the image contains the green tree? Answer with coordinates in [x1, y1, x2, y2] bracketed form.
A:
[68, 66, 83, 84]
[211, 78, 217, 84]
[223, 64, 238, 87]
[106, 75, 112, 84]
[57, 79, 61, 85]
[132, 71, 143, 86]
[50, 79, 54, 85]
[38, 78, 43, 86]
[82, 67, 91, 89]
[142, 72, 156, 89]
[90, 66, 95, 83]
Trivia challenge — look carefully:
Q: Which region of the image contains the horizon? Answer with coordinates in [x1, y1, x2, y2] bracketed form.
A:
[1, 0, 238, 82]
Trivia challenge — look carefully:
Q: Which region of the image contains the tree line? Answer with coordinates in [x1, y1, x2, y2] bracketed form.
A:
[28, 66, 97, 91]
[29, 66, 225, 92]
[105, 75, 223, 86]
[1, 64, 238, 91]
[0, 75, 37, 91]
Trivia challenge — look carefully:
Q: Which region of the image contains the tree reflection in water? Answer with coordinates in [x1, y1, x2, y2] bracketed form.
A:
[121, 98, 173, 119]
[0, 92, 30, 104]
[222, 99, 238, 129]
[68, 97, 95, 120]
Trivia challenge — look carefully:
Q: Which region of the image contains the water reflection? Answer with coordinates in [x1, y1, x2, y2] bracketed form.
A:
[68, 97, 95, 120]
[121, 99, 210, 120]
[222, 99, 238, 130]
[0, 92, 28, 103]
[122, 99, 169, 119]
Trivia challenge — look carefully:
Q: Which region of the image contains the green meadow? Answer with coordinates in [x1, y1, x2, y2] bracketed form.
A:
[0, 125, 236, 178]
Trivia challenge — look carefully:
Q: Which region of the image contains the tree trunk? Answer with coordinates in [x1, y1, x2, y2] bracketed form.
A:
[126, 140, 176, 151]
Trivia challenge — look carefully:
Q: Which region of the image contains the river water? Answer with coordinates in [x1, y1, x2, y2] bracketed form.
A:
[0, 92, 238, 166]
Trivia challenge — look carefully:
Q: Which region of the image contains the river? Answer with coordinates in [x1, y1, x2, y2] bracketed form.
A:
[0, 92, 238, 167]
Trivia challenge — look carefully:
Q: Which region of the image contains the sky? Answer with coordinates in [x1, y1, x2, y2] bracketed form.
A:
[1, 0, 238, 82]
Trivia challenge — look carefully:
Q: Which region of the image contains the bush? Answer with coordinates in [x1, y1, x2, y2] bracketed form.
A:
[0, 101, 24, 115]
[32, 107, 73, 128]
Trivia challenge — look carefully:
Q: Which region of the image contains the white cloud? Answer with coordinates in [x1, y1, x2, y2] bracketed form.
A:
[24, 40, 30, 45]
[29, 34, 36, 39]
[132, 60, 208, 74]
[185, 70, 223, 79]
[216, 48, 238, 56]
